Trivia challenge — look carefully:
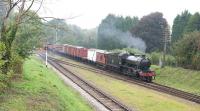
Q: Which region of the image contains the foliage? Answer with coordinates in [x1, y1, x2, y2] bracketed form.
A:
[10, 53, 23, 74]
[44, 19, 97, 48]
[171, 10, 191, 43]
[131, 12, 169, 53]
[184, 12, 200, 33]
[12, 11, 43, 58]
[148, 52, 176, 66]
[173, 31, 200, 70]
[97, 14, 139, 50]
[115, 16, 139, 32]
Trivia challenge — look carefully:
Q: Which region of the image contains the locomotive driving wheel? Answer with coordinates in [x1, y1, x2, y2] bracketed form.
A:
[146, 77, 152, 82]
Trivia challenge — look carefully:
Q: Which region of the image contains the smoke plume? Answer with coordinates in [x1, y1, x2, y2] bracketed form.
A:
[98, 17, 146, 52]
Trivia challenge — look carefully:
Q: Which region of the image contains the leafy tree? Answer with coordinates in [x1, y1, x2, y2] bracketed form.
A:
[44, 19, 97, 48]
[44, 19, 68, 44]
[131, 12, 168, 53]
[0, 0, 43, 74]
[97, 14, 139, 50]
[115, 16, 139, 32]
[171, 10, 191, 43]
[184, 12, 200, 33]
[12, 11, 43, 58]
[173, 31, 200, 70]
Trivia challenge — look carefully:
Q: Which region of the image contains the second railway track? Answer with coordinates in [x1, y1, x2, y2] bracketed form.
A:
[42, 54, 200, 104]
[39, 54, 132, 111]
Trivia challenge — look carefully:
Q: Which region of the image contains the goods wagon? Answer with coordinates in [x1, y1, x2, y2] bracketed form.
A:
[74, 46, 83, 58]
[96, 51, 110, 65]
[79, 47, 88, 59]
[87, 49, 105, 62]
[63, 44, 69, 54]
[47, 44, 54, 49]
[67, 45, 75, 56]
[53, 44, 63, 53]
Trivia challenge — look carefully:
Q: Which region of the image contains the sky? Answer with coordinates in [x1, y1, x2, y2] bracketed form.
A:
[36, 0, 200, 29]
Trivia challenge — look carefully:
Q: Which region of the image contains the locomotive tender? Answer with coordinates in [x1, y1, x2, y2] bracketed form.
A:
[47, 44, 156, 82]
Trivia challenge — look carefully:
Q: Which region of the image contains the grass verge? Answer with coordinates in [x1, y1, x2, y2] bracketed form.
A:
[152, 65, 200, 95]
[64, 64, 200, 111]
[0, 56, 93, 111]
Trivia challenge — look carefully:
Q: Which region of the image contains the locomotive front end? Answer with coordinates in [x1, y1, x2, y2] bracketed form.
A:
[126, 55, 156, 82]
[139, 58, 156, 82]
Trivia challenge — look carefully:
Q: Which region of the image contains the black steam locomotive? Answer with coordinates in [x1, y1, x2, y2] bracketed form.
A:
[106, 52, 155, 82]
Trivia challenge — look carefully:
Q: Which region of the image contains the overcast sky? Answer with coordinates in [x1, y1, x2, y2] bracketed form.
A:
[37, 0, 200, 29]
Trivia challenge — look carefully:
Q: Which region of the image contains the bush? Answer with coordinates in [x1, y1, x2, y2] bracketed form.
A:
[148, 52, 177, 66]
[0, 71, 13, 92]
[11, 53, 24, 75]
[173, 31, 200, 70]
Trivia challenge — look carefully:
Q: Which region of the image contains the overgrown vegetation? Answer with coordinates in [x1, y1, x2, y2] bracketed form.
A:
[0, 57, 93, 111]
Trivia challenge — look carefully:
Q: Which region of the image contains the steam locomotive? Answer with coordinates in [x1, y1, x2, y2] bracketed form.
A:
[47, 44, 156, 82]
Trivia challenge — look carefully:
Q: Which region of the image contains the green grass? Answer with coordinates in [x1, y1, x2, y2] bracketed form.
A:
[63, 64, 200, 111]
[152, 65, 200, 95]
[0, 56, 93, 111]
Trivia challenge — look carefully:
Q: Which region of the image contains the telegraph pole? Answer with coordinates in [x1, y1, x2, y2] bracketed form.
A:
[45, 39, 48, 67]
[161, 24, 170, 68]
[55, 24, 58, 44]
[45, 45, 48, 67]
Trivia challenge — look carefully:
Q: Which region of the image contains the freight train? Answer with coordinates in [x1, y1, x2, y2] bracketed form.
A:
[46, 44, 156, 82]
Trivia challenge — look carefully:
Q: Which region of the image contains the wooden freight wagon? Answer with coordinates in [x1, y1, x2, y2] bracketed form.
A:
[87, 49, 105, 62]
[96, 51, 110, 66]
[67, 45, 74, 56]
[63, 44, 69, 55]
[54, 44, 63, 53]
[78, 47, 88, 59]
[74, 46, 83, 58]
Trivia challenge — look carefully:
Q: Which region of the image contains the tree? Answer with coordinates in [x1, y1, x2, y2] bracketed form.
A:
[115, 16, 139, 32]
[0, 0, 43, 74]
[44, 19, 69, 44]
[44, 19, 97, 48]
[13, 11, 43, 58]
[184, 12, 200, 33]
[97, 14, 140, 50]
[0, 1, 8, 28]
[131, 12, 168, 53]
[173, 31, 200, 70]
[171, 10, 191, 43]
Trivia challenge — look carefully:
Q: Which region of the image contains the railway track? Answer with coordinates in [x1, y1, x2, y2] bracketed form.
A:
[39, 54, 132, 111]
[41, 54, 200, 104]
